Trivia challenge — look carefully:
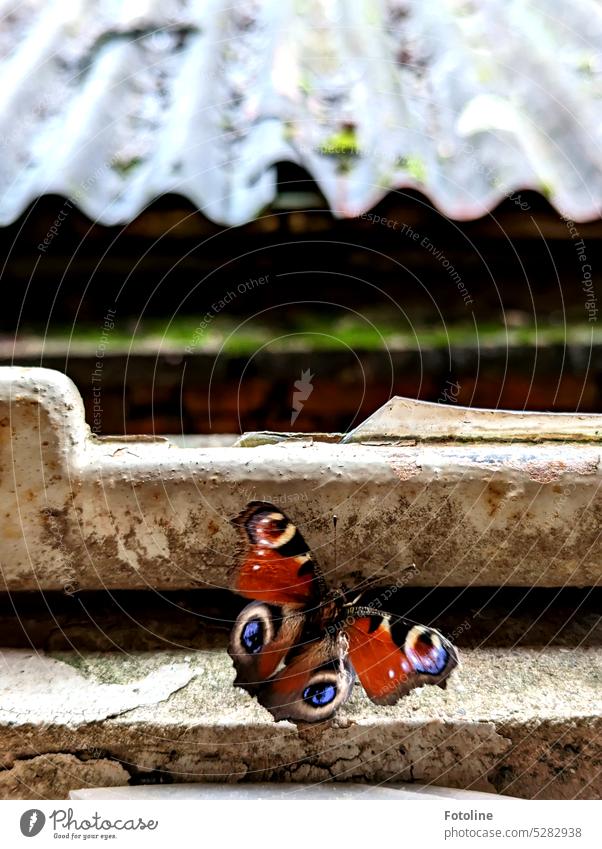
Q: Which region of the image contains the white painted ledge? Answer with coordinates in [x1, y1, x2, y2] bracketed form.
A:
[1, 366, 602, 590]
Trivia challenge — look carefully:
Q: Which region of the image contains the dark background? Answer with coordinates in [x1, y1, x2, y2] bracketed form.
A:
[2, 164, 601, 435]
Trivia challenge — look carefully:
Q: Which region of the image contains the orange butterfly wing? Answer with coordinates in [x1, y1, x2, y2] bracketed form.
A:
[231, 501, 324, 605]
[256, 638, 355, 723]
[346, 613, 457, 705]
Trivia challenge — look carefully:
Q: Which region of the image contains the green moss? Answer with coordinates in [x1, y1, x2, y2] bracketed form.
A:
[319, 126, 360, 158]
[399, 155, 427, 182]
[540, 180, 554, 200]
[51, 652, 92, 677]
[577, 55, 596, 75]
[299, 74, 312, 95]
[50, 651, 192, 684]
[283, 120, 296, 141]
[18, 313, 602, 356]
[112, 156, 143, 176]
[477, 64, 494, 83]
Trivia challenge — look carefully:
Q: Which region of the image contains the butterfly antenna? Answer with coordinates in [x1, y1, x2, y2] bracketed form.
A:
[333, 514, 338, 571]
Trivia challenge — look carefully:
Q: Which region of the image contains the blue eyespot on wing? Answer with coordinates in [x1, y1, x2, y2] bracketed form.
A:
[241, 618, 264, 654]
[257, 647, 355, 722]
[303, 682, 337, 707]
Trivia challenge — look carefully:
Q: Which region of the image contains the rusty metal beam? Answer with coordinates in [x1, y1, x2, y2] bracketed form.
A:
[1, 367, 601, 590]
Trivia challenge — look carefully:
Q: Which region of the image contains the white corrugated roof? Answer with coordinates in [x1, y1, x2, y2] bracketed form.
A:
[1, 0, 602, 226]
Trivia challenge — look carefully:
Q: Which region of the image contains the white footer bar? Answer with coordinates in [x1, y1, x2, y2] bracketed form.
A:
[0, 794, 598, 848]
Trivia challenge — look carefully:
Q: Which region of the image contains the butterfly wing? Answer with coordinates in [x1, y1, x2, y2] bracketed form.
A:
[231, 501, 325, 605]
[228, 600, 306, 692]
[229, 600, 354, 723]
[254, 634, 355, 723]
[346, 610, 457, 706]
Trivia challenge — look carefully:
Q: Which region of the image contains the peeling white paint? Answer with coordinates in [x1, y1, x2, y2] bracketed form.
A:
[0, 649, 196, 725]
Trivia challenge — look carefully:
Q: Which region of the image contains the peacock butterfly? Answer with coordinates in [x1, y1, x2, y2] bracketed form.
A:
[228, 501, 457, 723]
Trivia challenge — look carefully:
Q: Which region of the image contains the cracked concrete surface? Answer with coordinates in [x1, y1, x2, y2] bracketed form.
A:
[0, 647, 600, 799]
[0, 754, 129, 800]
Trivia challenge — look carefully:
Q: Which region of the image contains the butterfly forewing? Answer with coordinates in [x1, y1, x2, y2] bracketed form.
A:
[231, 501, 324, 605]
[229, 501, 347, 723]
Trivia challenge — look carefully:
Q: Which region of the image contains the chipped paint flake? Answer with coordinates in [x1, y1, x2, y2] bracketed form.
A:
[0, 650, 196, 726]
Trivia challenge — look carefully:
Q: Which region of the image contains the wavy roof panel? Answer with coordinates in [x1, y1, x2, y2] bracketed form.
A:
[0, 0, 601, 226]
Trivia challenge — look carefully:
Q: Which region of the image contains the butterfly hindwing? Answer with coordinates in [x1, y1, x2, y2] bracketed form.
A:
[231, 501, 324, 605]
[228, 600, 307, 692]
[346, 610, 458, 706]
[254, 633, 355, 723]
[229, 600, 354, 723]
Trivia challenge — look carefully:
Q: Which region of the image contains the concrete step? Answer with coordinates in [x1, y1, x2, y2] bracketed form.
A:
[1, 645, 600, 800]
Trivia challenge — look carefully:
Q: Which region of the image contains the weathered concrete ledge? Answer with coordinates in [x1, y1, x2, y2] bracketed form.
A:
[0, 647, 600, 800]
[1, 367, 602, 590]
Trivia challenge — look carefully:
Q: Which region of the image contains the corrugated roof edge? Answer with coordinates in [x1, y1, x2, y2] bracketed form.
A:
[1, 0, 602, 226]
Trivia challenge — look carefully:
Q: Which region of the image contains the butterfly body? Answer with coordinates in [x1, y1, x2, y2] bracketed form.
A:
[228, 501, 457, 723]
